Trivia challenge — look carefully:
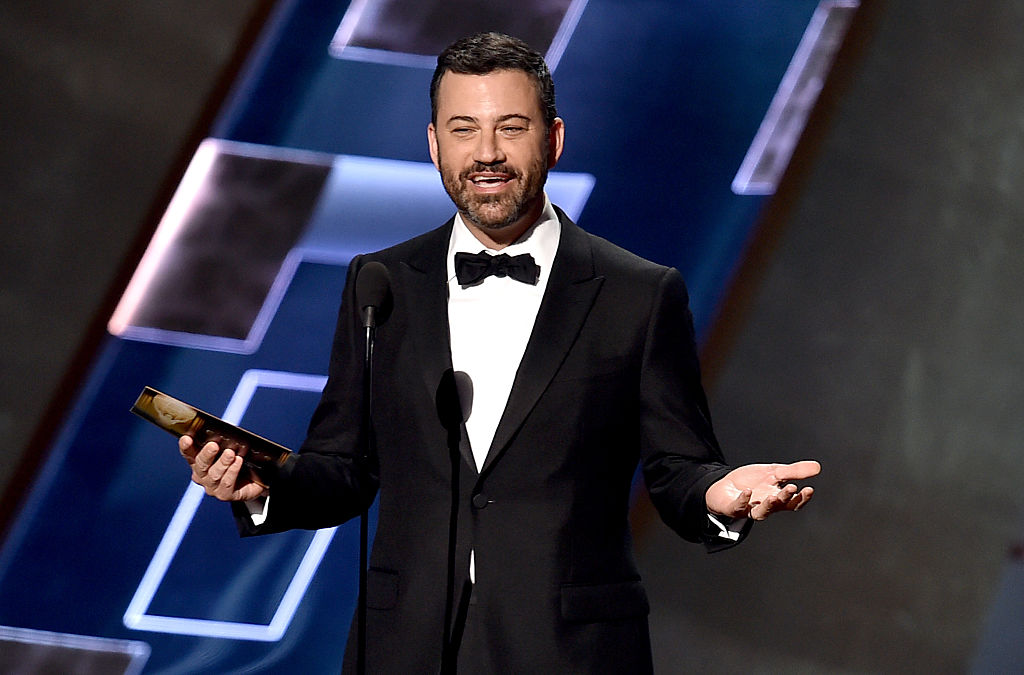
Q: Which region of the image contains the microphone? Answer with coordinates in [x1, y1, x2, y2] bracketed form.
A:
[436, 369, 473, 432]
[355, 261, 391, 329]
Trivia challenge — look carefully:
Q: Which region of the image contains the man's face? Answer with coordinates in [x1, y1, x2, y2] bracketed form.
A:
[428, 69, 564, 245]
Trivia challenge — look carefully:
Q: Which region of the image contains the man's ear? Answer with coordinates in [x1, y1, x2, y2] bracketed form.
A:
[547, 117, 565, 168]
[427, 123, 440, 170]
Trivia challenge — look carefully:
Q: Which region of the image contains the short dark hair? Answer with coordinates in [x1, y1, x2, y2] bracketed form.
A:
[430, 32, 557, 129]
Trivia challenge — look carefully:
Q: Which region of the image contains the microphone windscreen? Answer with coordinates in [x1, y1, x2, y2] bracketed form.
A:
[356, 261, 392, 329]
[356, 261, 391, 309]
[436, 369, 473, 429]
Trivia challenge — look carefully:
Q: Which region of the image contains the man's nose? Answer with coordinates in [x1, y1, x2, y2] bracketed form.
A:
[473, 131, 505, 164]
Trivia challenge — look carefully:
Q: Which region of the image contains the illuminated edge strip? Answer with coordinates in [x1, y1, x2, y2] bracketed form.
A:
[545, 0, 590, 71]
[327, 0, 590, 72]
[732, 0, 860, 195]
[123, 370, 330, 642]
[107, 140, 219, 339]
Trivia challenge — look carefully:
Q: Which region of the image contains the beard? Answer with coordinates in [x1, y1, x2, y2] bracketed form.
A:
[438, 154, 548, 232]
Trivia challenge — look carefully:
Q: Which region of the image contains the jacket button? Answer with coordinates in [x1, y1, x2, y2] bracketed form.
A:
[471, 493, 490, 509]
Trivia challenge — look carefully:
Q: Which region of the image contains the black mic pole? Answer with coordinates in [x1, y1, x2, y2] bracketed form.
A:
[437, 370, 461, 674]
[438, 371, 472, 674]
[354, 262, 391, 675]
[357, 326, 371, 675]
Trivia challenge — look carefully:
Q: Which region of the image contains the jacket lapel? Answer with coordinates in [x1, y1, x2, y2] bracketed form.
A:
[480, 212, 604, 476]
[398, 220, 477, 474]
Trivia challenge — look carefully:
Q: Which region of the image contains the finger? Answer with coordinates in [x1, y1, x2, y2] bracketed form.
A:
[235, 482, 266, 502]
[203, 451, 236, 497]
[751, 485, 789, 519]
[193, 441, 222, 473]
[776, 484, 797, 503]
[762, 486, 814, 517]
[213, 455, 244, 500]
[729, 488, 753, 518]
[774, 460, 821, 482]
[791, 486, 814, 511]
[750, 497, 772, 520]
[767, 489, 793, 515]
[710, 487, 752, 519]
[783, 488, 805, 510]
[206, 448, 237, 484]
[179, 436, 198, 464]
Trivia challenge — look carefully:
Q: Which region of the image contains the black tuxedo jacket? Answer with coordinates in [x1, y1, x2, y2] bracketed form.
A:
[239, 208, 740, 672]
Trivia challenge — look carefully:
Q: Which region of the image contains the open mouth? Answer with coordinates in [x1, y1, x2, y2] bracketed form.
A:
[468, 172, 514, 189]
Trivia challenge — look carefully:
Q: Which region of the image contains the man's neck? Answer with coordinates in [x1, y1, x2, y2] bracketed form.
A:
[461, 201, 546, 250]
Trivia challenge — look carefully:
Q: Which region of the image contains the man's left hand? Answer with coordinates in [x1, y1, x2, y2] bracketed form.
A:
[706, 461, 820, 521]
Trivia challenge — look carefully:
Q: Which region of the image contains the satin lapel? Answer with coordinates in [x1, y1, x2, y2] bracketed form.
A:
[398, 219, 477, 474]
[480, 214, 603, 476]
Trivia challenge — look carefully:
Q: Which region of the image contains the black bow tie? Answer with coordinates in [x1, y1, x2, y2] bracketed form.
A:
[454, 251, 540, 286]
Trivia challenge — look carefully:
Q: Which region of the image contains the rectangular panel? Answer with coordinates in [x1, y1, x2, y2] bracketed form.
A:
[0, 626, 149, 675]
[329, 0, 589, 70]
[123, 371, 331, 641]
[108, 140, 333, 352]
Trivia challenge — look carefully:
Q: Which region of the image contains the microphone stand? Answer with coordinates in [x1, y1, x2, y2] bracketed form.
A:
[440, 406, 460, 674]
[438, 370, 471, 674]
[357, 310, 376, 675]
[352, 260, 389, 675]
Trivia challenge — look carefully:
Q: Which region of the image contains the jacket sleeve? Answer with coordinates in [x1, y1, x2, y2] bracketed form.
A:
[233, 254, 380, 535]
[638, 266, 746, 548]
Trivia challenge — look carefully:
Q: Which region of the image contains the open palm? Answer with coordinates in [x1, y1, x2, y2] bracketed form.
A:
[706, 460, 820, 521]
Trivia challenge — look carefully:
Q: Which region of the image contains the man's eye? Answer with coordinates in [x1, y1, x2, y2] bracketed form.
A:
[501, 126, 526, 135]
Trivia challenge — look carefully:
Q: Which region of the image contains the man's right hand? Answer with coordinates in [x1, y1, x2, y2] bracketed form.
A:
[179, 435, 268, 502]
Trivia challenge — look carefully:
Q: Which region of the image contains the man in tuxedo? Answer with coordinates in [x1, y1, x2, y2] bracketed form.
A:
[180, 32, 819, 673]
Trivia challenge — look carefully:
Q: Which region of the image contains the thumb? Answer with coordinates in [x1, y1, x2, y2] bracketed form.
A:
[775, 460, 821, 482]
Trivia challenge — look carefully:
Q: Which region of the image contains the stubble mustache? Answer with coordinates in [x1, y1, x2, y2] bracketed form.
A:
[459, 161, 520, 181]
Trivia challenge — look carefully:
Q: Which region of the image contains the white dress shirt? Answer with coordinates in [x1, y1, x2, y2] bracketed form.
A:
[446, 199, 561, 469]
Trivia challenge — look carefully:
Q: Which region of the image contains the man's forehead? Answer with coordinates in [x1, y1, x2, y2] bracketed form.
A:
[436, 69, 542, 116]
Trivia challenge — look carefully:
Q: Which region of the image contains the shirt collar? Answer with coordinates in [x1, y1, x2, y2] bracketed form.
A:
[446, 196, 561, 287]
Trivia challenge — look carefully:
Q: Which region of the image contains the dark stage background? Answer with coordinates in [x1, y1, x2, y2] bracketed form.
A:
[2, 1, 1024, 672]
